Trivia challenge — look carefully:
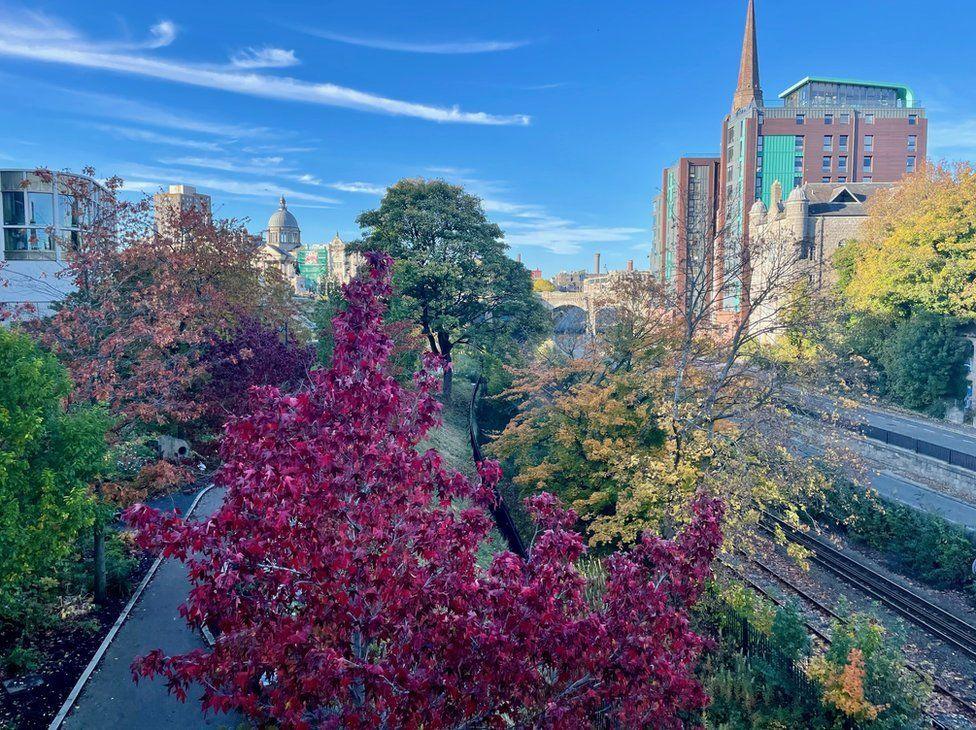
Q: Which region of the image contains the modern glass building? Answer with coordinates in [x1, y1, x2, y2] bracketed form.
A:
[0, 168, 107, 313]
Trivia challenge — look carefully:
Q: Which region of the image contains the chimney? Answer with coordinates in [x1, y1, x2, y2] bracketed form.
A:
[627, 259, 634, 272]
[593, 252, 601, 275]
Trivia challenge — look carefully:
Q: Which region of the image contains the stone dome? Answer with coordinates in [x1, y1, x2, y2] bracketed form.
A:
[749, 199, 767, 215]
[268, 195, 299, 231]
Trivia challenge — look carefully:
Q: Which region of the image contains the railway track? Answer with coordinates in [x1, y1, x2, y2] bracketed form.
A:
[761, 512, 976, 663]
[722, 560, 970, 730]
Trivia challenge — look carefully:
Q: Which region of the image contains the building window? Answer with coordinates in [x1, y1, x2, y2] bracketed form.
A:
[838, 177, 847, 183]
[908, 114, 918, 125]
[824, 113, 833, 125]
[863, 156, 873, 171]
[822, 156, 832, 172]
[795, 157, 804, 173]
[864, 176, 873, 182]
[794, 176, 803, 188]
[865, 113, 875, 124]
[864, 135, 874, 152]
[757, 135, 764, 151]
[839, 135, 849, 151]
[2, 191, 25, 225]
[907, 156, 917, 173]
[795, 135, 805, 153]
[838, 156, 848, 171]
[840, 113, 851, 124]
[796, 113, 805, 125]
[822, 176, 831, 183]
[823, 135, 833, 151]
[908, 134, 918, 151]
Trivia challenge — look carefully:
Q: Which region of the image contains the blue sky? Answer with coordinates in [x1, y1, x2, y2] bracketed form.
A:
[0, 1, 974, 276]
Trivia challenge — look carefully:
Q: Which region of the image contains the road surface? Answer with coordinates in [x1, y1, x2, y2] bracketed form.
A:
[869, 470, 976, 530]
[800, 393, 976, 459]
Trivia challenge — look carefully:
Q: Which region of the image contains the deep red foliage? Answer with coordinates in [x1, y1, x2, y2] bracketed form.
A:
[200, 315, 315, 424]
[126, 252, 724, 729]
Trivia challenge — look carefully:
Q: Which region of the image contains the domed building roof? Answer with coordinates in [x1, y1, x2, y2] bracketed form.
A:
[268, 195, 299, 230]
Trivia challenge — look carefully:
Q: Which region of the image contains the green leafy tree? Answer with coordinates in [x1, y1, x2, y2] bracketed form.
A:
[879, 313, 969, 415]
[356, 178, 549, 398]
[0, 329, 110, 621]
[838, 162, 976, 320]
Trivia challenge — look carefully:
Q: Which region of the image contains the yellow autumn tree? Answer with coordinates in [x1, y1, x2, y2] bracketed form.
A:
[491, 271, 844, 551]
[837, 162, 976, 320]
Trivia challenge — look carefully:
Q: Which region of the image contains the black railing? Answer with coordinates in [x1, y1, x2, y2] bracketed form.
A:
[859, 424, 976, 472]
[710, 608, 824, 705]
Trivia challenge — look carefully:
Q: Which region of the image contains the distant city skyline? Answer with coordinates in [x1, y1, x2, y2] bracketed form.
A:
[0, 1, 973, 277]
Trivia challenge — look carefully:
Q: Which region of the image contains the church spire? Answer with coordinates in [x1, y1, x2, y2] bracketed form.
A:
[732, 0, 763, 113]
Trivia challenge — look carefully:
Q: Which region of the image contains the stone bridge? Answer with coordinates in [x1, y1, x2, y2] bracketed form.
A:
[536, 273, 643, 334]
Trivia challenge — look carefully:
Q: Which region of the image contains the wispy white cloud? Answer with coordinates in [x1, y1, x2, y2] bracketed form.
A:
[120, 179, 165, 193]
[0, 15, 530, 125]
[146, 21, 177, 49]
[300, 29, 530, 54]
[118, 162, 340, 205]
[157, 155, 337, 196]
[428, 168, 644, 255]
[328, 181, 387, 195]
[929, 118, 976, 156]
[510, 82, 568, 91]
[93, 124, 223, 152]
[243, 143, 317, 154]
[500, 218, 645, 255]
[13, 80, 270, 138]
[251, 155, 284, 165]
[230, 47, 298, 69]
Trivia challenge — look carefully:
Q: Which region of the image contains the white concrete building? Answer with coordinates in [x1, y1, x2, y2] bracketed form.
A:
[1, 169, 107, 315]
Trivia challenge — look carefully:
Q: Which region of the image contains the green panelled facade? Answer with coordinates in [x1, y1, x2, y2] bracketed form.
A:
[758, 134, 797, 208]
[297, 245, 329, 291]
[664, 169, 677, 284]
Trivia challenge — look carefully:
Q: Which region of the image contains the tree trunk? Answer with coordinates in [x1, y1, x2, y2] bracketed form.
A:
[442, 359, 453, 401]
[469, 375, 527, 559]
[93, 518, 107, 605]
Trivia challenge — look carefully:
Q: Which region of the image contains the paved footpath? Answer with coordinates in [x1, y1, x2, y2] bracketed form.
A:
[62, 487, 241, 729]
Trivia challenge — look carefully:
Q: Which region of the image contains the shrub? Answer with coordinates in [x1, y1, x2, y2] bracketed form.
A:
[817, 482, 976, 591]
[2, 644, 42, 674]
[811, 603, 929, 729]
[878, 313, 969, 416]
[0, 329, 109, 625]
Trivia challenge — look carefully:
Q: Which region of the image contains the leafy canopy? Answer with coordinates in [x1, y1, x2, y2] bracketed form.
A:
[127, 253, 724, 729]
[356, 178, 548, 394]
[0, 328, 109, 617]
[837, 162, 976, 320]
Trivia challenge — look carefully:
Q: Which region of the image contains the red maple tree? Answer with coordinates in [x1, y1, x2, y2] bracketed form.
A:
[31, 171, 295, 430]
[126, 252, 724, 728]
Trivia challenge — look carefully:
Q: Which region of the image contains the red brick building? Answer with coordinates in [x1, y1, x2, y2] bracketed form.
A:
[651, 156, 720, 314]
[712, 0, 926, 320]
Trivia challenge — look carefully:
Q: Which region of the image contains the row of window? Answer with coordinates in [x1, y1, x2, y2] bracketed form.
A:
[795, 112, 919, 126]
[819, 155, 916, 173]
[2, 188, 86, 259]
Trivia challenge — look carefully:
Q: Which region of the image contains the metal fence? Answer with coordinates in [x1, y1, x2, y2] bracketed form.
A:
[859, 424, 976, 472]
